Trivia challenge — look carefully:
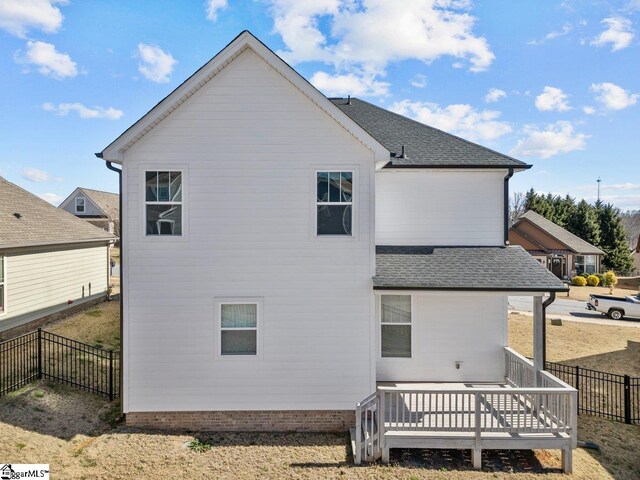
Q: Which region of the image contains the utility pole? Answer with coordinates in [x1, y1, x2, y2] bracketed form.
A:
[597, 177, 601, 203]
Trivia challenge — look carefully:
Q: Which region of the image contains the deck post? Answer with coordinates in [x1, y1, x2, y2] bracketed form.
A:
[471, 448, 482, 470]
[473, 393, 482, 469]
[533, 296, 544, 386]
[561, 447, 573, 474]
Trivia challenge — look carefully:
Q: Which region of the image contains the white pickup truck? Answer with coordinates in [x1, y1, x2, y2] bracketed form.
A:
[587, 294, 640, 320]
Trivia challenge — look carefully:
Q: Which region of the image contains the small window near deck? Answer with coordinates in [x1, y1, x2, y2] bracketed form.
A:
[220, 303, 258, 355]
[381, 295, 411, 358]
[75, 197, 85, 213]
[145, 171, 182, 236]
[316, 171, 352, 236]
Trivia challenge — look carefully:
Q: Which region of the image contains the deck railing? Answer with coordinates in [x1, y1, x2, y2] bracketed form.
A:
[354, 347, 577, 464]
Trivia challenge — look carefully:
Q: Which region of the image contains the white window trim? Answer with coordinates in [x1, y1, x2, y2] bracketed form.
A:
[379, 294, 413, 359]
[75, 197, 86, 213]
[311, 167, 358, 240]
[139, 165, 188, 241]
[0, 255, 6, 316]
[576, 255, 597, 274]
[214, 297, 263, 360]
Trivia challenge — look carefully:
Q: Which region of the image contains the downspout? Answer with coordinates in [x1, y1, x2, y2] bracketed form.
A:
[102, 157, 123, 414]
[541, 292, 556, 368]
[503, 168, 514, 245]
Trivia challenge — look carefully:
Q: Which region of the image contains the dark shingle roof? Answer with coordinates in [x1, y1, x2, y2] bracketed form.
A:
[330, 98, 529, 169]
[0, 177, 116, 249]
[374, 245, 567, 291]
[514, 210, 605, 255]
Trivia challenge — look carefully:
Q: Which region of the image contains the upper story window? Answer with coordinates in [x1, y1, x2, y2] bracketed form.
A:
[0, 256, 5, 314]
[316, 171, 352, 236]
[145, 171, 182, 236]
[381, 295, 411, 358]
[75, 197, 85, 213]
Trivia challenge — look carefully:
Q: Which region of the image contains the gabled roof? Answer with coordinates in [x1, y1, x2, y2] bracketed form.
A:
[512, 210, 605, 255]
[330, 98, 530, 169]
[60, 187, 119, 219]
[0, 177, 115, 249]
[97, 31, 388, 164]
[374, 245, 567, 292]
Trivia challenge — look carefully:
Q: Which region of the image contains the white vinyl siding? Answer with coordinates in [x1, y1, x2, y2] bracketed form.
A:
[0, 245, 108, 326]
[376, 169, 505, 246]
[121, 48, 375, 412]
[376, 293, 507, 382]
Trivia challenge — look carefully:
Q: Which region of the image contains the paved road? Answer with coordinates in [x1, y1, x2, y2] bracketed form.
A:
[508, 296, 640, 327]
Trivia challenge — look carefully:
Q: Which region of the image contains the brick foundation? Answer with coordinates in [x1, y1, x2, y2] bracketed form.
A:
[126, 410, 355, 432]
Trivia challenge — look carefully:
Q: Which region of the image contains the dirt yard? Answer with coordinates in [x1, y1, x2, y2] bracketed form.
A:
[566, 285, 638, 302]
[508, 313, 640, 376]
[44, 300, 120, 351]
[0, 382, 638, 479]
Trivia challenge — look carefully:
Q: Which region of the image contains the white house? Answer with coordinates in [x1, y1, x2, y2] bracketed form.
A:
[97, 31, 576, 472]
[0, 177, 115, 336]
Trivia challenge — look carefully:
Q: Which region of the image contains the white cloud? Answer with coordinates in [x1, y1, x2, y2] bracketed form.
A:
[511, 121, 589, 159]
[205, 0, 227, 21]
[37, 192, 63, 205]
[22, 167, 62, 183]
[535, 86, 571, 112]
[310, 71, 389, 97]
[18, 40, 77, 79]
[267, 0, 494, 97]
[137, 43, 177, 83]
[528, 23, 572, 45]
[485, 88, 506, 103]
[601, 183, 640, 191]
[583, 106, 596, 115]
[390, 99, 512, 142]
[0, 0, 67, 38]
[591, 17, 634, 51]
[410, 74, 427, 89]
[590, 82, 638, 110]
[42, 102, 124, 120]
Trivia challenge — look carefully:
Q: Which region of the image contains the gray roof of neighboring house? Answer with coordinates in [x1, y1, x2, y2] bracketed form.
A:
[330, 98, 530, 169]
[374, 245, 568, 291]
[78, 188, 119, 220]
[513, 210, 605, 255]
[0, 177, 116, 249]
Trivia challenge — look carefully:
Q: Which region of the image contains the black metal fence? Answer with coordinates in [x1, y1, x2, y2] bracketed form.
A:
[0, 329, 119, 400]
[546, 361, 639, 425]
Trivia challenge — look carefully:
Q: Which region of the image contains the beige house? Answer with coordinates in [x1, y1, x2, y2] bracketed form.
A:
[509, 210, 605, 279]
[0, 177, 115, 336]
[632, 236, 640, 276]
[59, 187, 119, 236]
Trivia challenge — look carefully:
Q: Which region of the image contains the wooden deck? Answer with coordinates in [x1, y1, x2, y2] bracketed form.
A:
[355, 348, 577, 472]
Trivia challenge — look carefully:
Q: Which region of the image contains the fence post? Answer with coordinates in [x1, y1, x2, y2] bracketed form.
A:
[624, 375, 631, 425]
[108, 349, 114, 402]
[575, 365, 580, 413]
[37, 329, 42, 380]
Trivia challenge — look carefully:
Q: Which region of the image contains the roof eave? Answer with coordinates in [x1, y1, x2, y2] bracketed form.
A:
[373, 285, 569, 292]
[0, 237, 116, 251]
[384, 163, 532, 170]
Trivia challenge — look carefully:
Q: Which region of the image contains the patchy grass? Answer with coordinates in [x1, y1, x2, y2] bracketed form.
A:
[45, 301, 120, 351]
[509, 313, 640, 376]
[110, 247, 120, 264]
[0, 382, 637, 479]
[566, 285, 638, 302]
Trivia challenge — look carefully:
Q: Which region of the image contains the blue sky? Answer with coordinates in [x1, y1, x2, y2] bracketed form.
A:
[0, 0, 639, 209]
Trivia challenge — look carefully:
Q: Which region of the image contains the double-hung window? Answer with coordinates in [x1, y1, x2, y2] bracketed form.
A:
[576, 255, 597, 275]
[316, 171, 353, 236]
[381, 295, 411, 358]
[75, 197, 85, 213]
[145, 171, 182, 236]
[220, 302, 259, 356]
[0, 256, 4, 313]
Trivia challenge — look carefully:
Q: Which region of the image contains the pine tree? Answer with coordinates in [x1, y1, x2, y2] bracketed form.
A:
[566, 200, 600, 247]
[598, 204, 634, 273]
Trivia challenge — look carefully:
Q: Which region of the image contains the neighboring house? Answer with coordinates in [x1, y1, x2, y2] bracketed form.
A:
[509, 210, 605, 279]
[631, 236, 640, 276]
[59, 187, 119, 236]
[96, 31, 575, 472]
[0, 177, 115, 336]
